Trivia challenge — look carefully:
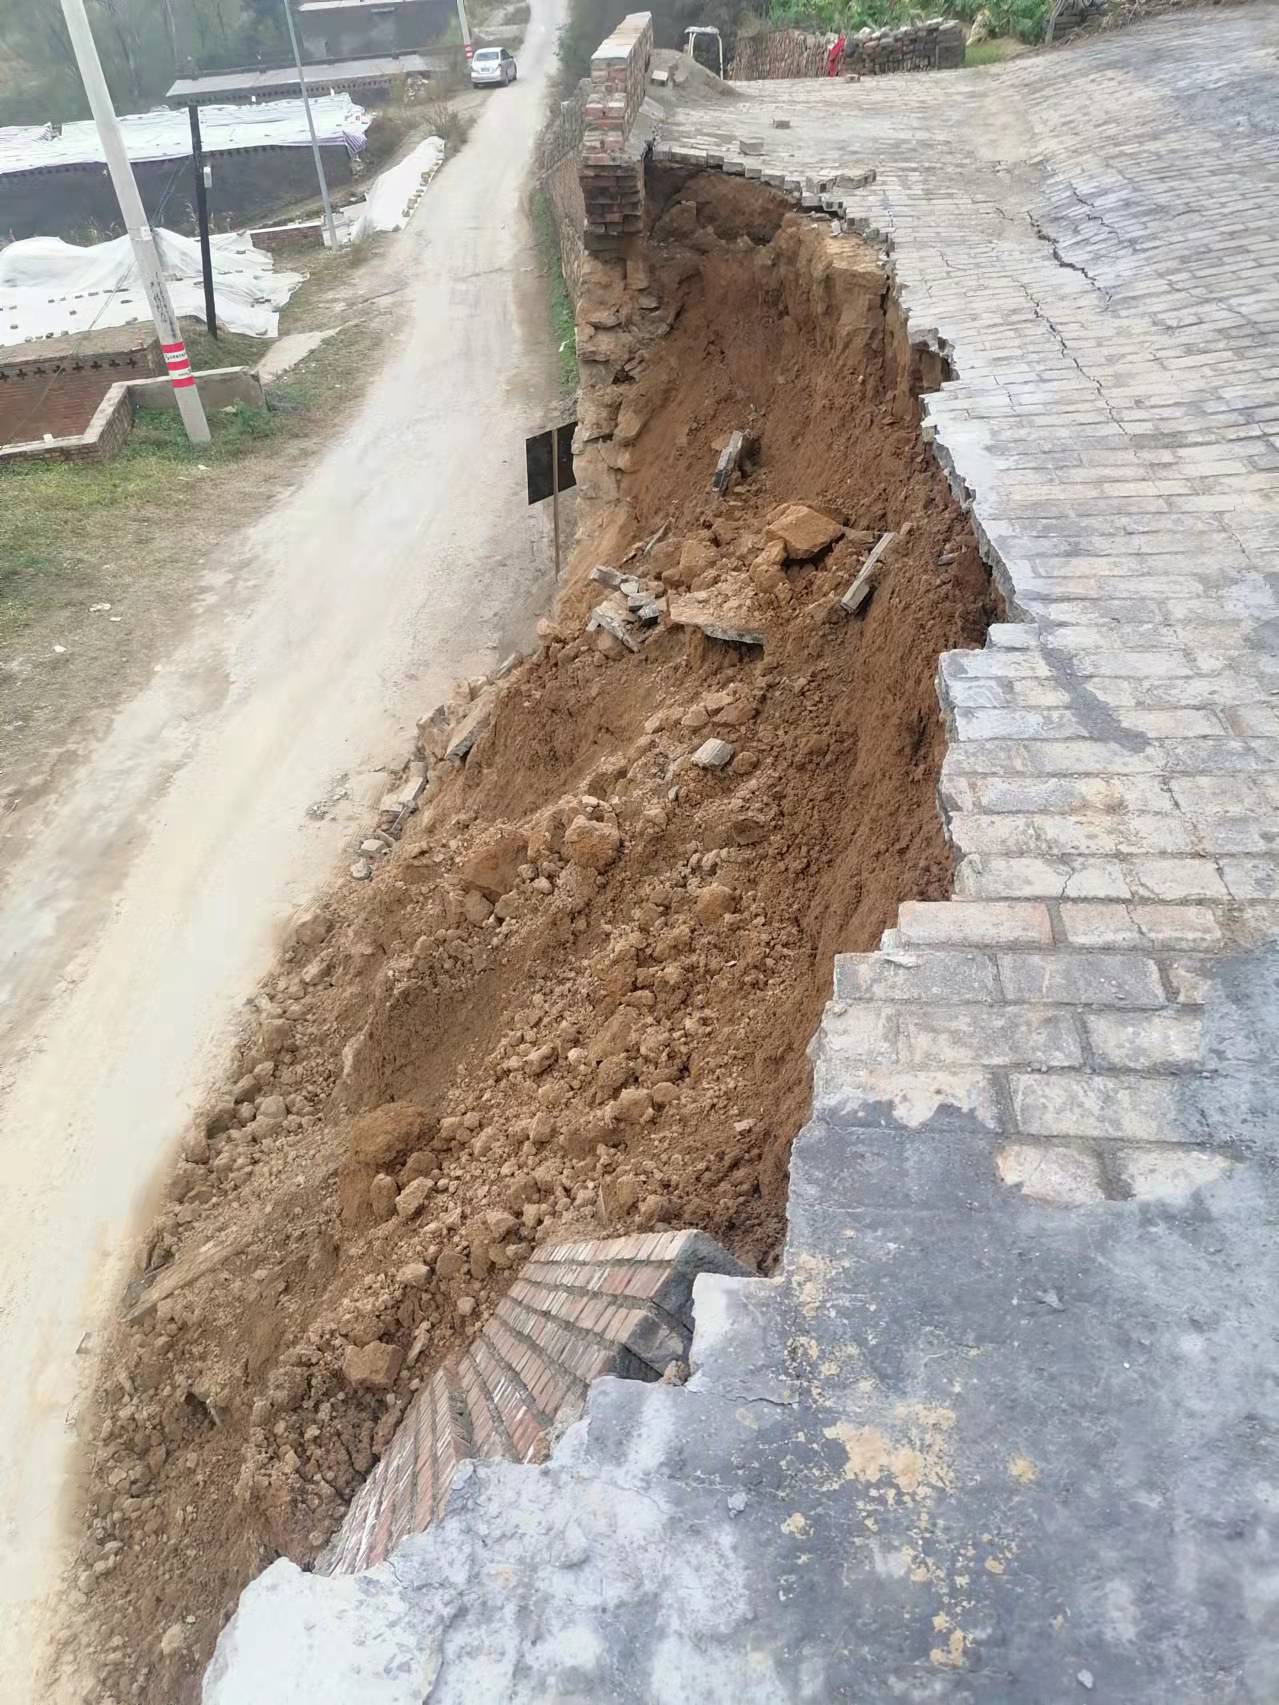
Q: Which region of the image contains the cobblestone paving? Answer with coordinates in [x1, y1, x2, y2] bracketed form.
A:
[208, 16, 1279, 1700]
[659, 6, 1279, 1181]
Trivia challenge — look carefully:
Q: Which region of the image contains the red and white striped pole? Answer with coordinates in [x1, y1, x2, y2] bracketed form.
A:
[60, 0, 211, 445]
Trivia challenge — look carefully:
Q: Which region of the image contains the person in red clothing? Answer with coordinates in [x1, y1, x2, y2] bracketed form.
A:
[827, 31, 846, 75]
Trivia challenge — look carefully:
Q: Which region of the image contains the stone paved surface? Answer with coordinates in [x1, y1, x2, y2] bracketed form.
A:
[206, 14, 1279, 1699]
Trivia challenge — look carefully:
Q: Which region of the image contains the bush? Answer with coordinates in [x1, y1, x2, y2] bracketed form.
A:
[424, 100, 476, 154]
[764, 0, 1050, 42]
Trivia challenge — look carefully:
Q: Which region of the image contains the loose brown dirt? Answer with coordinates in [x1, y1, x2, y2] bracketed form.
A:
[57, 178, 1000, 1703]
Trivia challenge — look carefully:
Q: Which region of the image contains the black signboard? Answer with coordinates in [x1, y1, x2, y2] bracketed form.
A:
[525, 421, 577, 506]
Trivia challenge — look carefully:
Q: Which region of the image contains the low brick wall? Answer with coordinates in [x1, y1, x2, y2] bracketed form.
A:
[0, 338, 161, 449]
[578, 11, 654, 257]
[730, 19, 966, 80]
[0, 365, 263, 464]
[321, 1229, 744, 1574]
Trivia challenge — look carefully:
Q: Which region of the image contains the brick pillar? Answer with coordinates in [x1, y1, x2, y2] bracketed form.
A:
[578, 11, 654, 258]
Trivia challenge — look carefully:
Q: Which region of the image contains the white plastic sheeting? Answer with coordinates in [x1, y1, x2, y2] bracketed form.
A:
[0, 95, 370, 176]
[341, 135, 445, 244]
[0, 229, 304, 346]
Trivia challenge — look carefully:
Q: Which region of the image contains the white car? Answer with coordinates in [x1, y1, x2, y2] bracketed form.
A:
[470, 46, 517, 86]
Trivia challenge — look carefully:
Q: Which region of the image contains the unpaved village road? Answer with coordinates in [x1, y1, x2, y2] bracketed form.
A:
[0, 2, 564, 1691]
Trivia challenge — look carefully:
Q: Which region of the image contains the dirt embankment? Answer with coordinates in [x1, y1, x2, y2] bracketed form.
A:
[60, 174, 1000, 1702]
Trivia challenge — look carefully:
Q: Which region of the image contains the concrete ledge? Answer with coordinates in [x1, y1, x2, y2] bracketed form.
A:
[127, 367, 264, 415]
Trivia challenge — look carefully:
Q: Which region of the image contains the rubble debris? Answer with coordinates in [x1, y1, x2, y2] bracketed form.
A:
[590, 565, 626, 589]
[445, 686, 498, 764]
[692, 738, 735, 769]
[839, 530, 897, 615]
[380, 763, 427, 814]
[739, 138, 764, 157]
[766, 503, 843, 561]
[772, 116, 792, 129]
[587, 602, 644, 653]
[349, 858, 373, 881]
[417, 702, 453, 763]
[711, 429, 760, 497]
[667, 595, 765, 649]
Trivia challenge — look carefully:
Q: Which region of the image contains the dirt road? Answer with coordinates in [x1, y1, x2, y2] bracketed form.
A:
[0, 4, 565, 1692]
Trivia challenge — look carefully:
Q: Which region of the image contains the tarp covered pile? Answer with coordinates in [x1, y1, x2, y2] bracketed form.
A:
[0, 229, 304, 345]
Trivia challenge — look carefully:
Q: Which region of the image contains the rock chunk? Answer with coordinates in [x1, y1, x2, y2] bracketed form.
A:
[766, 503, 843, 561]
[460, 827, 529, 899]
[395, 1178, 432, 1219]
[692, 739, 735, 770]
[343, 1341, 403, 1391]
[351, 1103, 429, 1167]
[564, 816, 622, 872]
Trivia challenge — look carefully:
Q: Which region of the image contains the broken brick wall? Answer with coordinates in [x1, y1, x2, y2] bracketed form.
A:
[320, 1230, 744, 1573]
[578, 11, 654, 257]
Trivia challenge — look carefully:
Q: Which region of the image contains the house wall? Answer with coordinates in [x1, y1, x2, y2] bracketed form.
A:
[299, 0, 452, 61]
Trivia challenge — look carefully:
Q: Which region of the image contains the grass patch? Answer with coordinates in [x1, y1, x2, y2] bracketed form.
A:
[531, 189, 578, 394]
[0, 405, 277, 607]
[964, 35, 1031, 60]
[757, 0, 1051, 43]
[180, 326, 272, 374]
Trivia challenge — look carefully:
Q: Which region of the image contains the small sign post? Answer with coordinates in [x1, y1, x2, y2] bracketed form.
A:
[525, 420, 576, 578]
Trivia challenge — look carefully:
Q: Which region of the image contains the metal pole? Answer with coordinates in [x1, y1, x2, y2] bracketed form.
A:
[551, 424, 561, 580]
[59, 0, 210, 444]
[282, 0, 338, 250]
[188, 103, 217, 340]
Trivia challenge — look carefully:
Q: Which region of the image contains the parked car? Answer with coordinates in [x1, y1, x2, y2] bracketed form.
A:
[470, 46, 517, 87]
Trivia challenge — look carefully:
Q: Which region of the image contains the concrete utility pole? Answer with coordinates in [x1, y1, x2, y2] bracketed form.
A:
[456, 0, 473, 57]
[59, 0, 210, 445]
[282, 0, 339, 250]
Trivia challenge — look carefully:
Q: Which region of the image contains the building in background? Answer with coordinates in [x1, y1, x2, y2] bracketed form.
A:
[296, 0, 453, 61]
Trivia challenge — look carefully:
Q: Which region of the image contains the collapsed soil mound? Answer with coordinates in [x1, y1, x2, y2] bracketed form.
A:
[62, 178, 999, 1702]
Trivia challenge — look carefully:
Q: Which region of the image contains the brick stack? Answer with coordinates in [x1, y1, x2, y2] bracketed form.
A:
[320, 1228, 743, 1574]
[847, 18, 967, 72]
[729, 29, 827, 79]
[578, 10, 654, 256]
[729, 18, 966, 80]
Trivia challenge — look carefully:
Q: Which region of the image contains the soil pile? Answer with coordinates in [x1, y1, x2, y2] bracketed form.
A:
[59, 177, 999, 1703]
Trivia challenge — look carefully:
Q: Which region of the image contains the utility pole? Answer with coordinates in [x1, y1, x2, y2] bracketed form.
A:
[281, 0, 338, 250]
[59, 0, 210, 445]
[456, 0, 473, 61]
[188, 104, 218, 339]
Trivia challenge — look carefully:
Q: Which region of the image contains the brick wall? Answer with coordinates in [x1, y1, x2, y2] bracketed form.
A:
[537, 86, 588, 297]
[0, 341, 159, 448]
[730, 19, 966, 80]
[320, 1229, 744, 1574]
[578, 11, 654, 257]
